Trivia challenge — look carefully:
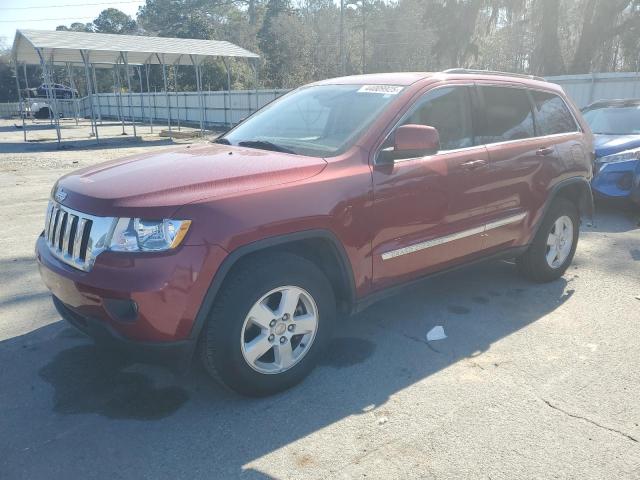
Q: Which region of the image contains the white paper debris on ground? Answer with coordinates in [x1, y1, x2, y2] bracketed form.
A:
[426, 325, 447, 342]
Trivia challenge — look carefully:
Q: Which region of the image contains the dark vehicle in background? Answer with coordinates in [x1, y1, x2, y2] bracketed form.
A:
[35, 83, 78, 99]
[582, 99, 640, 206]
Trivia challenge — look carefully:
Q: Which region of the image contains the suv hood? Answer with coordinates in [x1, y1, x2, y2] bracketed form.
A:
[56, 143, 327, 217]
[594, 134, 640, 159]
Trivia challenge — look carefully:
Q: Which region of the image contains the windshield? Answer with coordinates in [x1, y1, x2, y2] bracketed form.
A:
[222, 84, 404, 157]
[582, 105, 640, 135]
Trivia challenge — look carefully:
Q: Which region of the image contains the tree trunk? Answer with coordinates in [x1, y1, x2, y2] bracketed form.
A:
[570, 0, 631, 74]
[532, 0, 565, 75]
[570, 0, 598, 73]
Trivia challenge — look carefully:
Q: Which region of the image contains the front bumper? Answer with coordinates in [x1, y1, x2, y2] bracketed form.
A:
[591, 159, 639, 199]
[36, 233, 228, 366]
[52, 295, 193, 370]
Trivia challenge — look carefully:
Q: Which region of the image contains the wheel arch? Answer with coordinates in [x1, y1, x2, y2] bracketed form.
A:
[189, 229, 357, 344]
[553, 177, 594, 219]
[531, 177, 593, 240]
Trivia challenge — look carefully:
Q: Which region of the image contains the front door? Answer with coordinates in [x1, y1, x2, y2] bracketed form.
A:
[370, 85, 491, 290]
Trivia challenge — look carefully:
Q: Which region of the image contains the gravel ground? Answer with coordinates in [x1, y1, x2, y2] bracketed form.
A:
[1, 118, 639, 479]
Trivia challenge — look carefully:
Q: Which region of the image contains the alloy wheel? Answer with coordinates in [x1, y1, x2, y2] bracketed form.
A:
[240, 286, 319, 374]
[545, 215, 574, 269]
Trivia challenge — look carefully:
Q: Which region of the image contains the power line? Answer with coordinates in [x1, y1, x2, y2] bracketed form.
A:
[0, 17, 97, 23]
[0, 0, 144, 10]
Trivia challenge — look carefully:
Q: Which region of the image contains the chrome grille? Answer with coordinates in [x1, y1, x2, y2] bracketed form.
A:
[43, 201, 116, 272]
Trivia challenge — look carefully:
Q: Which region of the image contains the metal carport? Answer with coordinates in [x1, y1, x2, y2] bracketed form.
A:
[11, 29, 260, 146]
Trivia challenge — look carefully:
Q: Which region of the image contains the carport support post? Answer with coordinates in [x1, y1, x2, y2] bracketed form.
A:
[190, 55, 204, 135]
[80, 50, 98, 143]
[121, 52, 137, 138]
[158, 54, 171, 134]
[112, 65, 124, 133]
[173, 59, 181, 132]
[136, 66, 147, 134]
[222, 57, 231, 127]
[145, 64, 154, 133]
[22, 63, 31, 131]
[114, 62, 126, 135]
[13, 60, 27, 142]
[66, 63, 79, 126]
[250, 59, 259, 114]
[48, 59, 62, 132]
[44, 60, 55, 126]
[36, 48, 61, 145]
[92, 65, 102, 125]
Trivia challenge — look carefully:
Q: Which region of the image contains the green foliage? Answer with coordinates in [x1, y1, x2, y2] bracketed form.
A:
[56, 22, 93, 32]
[0, 54, 17, 103]
[92, 8, 138, 34]
[4, 0, 640, 103]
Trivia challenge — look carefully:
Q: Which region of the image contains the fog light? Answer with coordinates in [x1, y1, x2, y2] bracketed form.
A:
[617, 172, 633, 191]
[104, 298, 138, 323]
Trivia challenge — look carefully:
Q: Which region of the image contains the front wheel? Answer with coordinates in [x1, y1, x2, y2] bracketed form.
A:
[199, 252, 335, 397]
[517, 198, 580, 283]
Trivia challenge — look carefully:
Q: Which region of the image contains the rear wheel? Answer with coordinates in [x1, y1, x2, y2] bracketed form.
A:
[199, 252, 335, 397]
[517, 198, 579, 282]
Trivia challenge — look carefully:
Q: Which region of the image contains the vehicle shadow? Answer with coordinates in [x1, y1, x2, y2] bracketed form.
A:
[587, 201, 640, 233]
[0, 124, 61, 133]
[0, 259, 574, 479]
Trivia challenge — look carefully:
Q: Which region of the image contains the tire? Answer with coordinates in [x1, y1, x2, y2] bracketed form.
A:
[517, 197, 580, 283]
[34, 107, 51, 119]
[199, 252, 336, 397]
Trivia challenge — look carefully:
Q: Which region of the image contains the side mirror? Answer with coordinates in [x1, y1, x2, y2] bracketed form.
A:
[380, 124, 440, 163]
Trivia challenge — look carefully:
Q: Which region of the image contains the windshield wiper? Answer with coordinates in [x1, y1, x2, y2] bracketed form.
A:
[213, 137, 231, 145]
[237, 140, 297, 155]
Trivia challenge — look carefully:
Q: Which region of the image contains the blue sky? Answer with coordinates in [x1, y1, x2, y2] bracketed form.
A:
[0, 0, 144, 47]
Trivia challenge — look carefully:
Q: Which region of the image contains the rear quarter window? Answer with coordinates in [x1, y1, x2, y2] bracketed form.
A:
[476, 86, 535, 144]
[530, 91, 579, 136]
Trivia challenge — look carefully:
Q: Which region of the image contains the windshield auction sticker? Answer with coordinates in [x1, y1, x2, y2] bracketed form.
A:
[358, 85, 404, 95]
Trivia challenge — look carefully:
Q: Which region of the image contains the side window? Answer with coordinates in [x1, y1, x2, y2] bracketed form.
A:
[476, 86, 535, 143]
[530, 91, 579, 136]
[398, 86, 474, 151]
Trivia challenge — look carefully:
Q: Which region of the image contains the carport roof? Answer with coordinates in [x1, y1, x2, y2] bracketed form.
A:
[12, 29, 259, 66]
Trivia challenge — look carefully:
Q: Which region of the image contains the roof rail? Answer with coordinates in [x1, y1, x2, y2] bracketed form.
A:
[442, 68, 546, 82]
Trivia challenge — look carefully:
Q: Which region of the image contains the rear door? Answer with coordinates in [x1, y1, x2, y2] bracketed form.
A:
[474, 84, 543, 251]
[529, 89, 587, 176]
[371, 85, 491, 290]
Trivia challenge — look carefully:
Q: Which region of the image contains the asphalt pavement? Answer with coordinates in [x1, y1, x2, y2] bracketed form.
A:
[1, 119, 639, 479]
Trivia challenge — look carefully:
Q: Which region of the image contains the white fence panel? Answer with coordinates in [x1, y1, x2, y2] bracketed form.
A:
[91, 89, 288, 127]
[547, 72, 640, 108]
[0, 102, 20, 117]
[4, 76, 640, 121]
[0, 89, 289, 127]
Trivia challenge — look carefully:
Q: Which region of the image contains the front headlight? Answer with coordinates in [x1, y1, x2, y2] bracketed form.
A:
[599, 147, 640, 164]
[109, 218, 191, 252]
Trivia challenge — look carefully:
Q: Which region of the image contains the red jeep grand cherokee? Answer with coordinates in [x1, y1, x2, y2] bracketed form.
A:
[36, 70, 593, 396]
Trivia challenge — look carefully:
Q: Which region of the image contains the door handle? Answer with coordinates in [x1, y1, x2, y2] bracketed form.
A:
[461, 159, 488, 170]
[536, 147, 554, 156]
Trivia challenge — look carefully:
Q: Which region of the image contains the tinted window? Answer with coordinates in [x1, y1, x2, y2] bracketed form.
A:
[477, 86, 535, 143]
[400, 86, 473, 151]
[531, 91, 578, 135]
